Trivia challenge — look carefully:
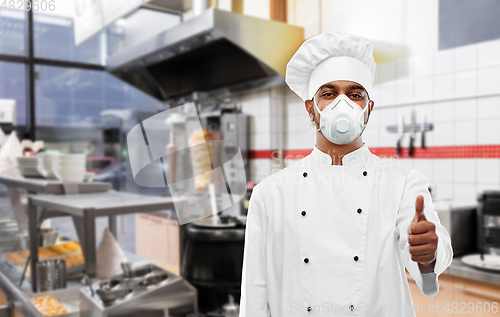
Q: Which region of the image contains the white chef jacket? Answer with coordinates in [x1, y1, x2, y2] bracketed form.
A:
[239, 143, 453, 317]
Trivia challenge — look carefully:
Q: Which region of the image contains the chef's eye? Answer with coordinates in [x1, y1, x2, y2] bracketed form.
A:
[322, 92, 336, 97]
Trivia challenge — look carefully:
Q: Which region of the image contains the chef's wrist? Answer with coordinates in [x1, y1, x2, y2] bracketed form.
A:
[418, 259, 436, 273]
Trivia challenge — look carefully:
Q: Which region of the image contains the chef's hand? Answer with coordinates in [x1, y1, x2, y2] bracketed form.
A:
[408, 195, 437, 273]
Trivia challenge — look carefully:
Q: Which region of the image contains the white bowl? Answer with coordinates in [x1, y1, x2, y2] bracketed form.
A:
[17, 157, 39, 167]
[55, 160, 86, 169]
[59, 154, 86, 162]
[54, 167, 86, 183]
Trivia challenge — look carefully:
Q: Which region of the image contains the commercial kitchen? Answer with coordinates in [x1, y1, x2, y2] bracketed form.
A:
[0, 0, 499, 316]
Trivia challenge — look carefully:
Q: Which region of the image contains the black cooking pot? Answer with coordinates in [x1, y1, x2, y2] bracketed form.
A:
[181, 215, 245, 313]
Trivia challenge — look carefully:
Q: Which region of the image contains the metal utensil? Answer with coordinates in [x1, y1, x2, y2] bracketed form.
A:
[409, 110, 416, 157]
[36, 259, 66, 292]
[396, 114, 404, 155]
[38, 228, 59, 247]
[421, 114, 427, 149]
[83, 276, 95, 297]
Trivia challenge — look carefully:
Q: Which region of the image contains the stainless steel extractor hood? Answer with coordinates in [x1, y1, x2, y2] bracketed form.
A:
[105, 7, 304, 101]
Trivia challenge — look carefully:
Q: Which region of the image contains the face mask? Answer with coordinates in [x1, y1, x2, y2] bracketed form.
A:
[313, 94, 370, 145]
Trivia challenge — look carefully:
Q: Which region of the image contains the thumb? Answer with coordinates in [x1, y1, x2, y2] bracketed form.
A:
[413, 195, 425, 223]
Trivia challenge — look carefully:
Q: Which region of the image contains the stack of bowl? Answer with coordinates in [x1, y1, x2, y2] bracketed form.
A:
[53, 154, 86, 183]
[17, 156, 43, 177]
[37, 152, 60, 179]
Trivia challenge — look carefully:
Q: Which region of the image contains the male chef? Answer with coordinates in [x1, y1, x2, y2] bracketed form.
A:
[239, 31, 453, 317]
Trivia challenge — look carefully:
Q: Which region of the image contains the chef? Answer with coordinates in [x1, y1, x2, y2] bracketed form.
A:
[239, 31, 453, 317]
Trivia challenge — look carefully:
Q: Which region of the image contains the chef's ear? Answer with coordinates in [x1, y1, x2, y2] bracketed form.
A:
[305, 99, 314, 122]
[368, 99, 374, 114]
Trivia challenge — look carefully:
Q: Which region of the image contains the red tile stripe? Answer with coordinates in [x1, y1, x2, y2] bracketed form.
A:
[248, 145, 500, 160]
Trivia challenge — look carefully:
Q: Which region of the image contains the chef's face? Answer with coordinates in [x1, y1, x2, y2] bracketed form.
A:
[306, 80, 374, 126]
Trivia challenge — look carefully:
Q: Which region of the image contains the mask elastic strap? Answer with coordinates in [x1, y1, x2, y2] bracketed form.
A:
[313, 98, 323, 132]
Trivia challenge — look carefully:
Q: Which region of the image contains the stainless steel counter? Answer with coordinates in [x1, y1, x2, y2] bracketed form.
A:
[0, 251, 146, 317]
[444, 254, 500, 286]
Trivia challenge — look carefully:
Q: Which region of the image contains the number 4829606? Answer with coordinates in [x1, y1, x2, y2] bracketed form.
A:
[443, 301, 499, 314]
[0, 1, 56, 11]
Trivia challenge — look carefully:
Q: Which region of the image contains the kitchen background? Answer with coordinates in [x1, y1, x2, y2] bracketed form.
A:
[0, 0, 500, 316]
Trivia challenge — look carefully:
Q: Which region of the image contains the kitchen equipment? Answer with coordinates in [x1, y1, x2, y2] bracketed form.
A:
[434, 200, 478, 256]
[182, 215, 245, 313]
[36, 259, 66, 292]
[461, 254, 500, 273]
[79, 264, 198, 317]
[106, 7, 304, 101]
[38, 228, 59, 247]
[477, 190, 500, 256]
[222, 294, 239, 317]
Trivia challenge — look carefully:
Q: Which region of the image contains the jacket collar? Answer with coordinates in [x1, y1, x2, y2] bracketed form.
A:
[309, 142, 377, 167]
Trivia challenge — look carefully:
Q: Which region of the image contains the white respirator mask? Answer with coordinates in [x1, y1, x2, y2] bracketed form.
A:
[313, 94, 370, 145]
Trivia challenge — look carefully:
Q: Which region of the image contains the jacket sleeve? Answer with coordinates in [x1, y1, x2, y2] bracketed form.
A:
[239, 184, 271, 316]
[395, 168, 454, 297]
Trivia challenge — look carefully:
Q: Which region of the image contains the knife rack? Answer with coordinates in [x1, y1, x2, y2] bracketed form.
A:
[386, 123, 434, 133]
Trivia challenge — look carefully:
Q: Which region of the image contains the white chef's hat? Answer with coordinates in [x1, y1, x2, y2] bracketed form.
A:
[285, 31, 376, 102]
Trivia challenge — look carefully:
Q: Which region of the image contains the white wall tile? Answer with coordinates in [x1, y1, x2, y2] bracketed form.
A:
[477, 66, 500, 95]
[395, 78, 414, 103]
[454, 70, 477, 97]
[433, 121, 454, 146]
[477, 118, 500, 145]
[361, 124, 380, 147]
[414, 159, 433, 182]
[454, 44, 477, 72]
[433, 73, 454, 99]
[454, 159, 475, 183]
[477, 39, 500, 68]
[454, 120, 476, 145]
[454, 98, 476, 121]
[433, 100, 454, 122]
[379, 82, 397, 104]
[435, 182, 454, 200]
[378, 60, 397, 83]
[477, 96, 500, 119]
[254, 132, 270, 150]
[433, 49, 454, 75]
[433, 159, 454, 182]
[258, 114, 271, 133]
[396, 57, 415, 79]
[414, 54, 433, 78]
[414, 76, 433, 100]
[476, 159, 500, 185]
[477, 183, 500, 197]
[377, 107, 397, 129]
[416, 102, 434, 124]
[453, 183, 476, 201]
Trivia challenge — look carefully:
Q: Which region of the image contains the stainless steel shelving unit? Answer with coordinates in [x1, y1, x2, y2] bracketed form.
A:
[28, 191, 179, 292]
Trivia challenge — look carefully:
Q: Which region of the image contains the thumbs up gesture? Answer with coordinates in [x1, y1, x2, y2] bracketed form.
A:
[408, 195, 438, 271]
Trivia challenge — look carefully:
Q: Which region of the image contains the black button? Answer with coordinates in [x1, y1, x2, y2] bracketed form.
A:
[303, 172, 308, 177]
[307, 306, 312, 312]
[357, 208, 362, 214]
[349, 304, 354, 310]
[304, 258, 309, 263]
[354, 256, 359, 261]
[301, 210, 306, 216]
[363, 171, 367, 176]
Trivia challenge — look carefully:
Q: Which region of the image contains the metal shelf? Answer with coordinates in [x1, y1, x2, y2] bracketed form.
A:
[28, 191, 179, 292]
